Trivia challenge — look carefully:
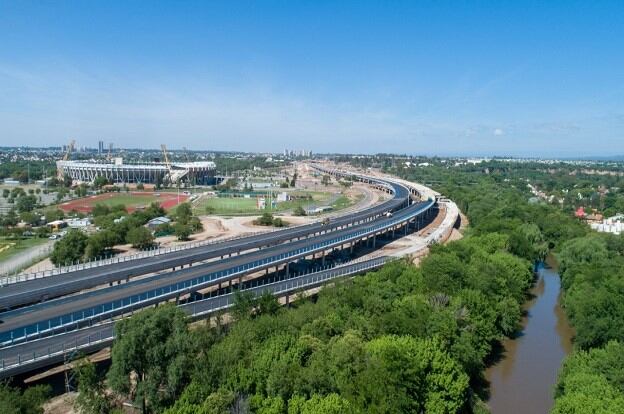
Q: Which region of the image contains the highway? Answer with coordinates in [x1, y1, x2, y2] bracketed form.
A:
[0, 200, 433, 345]
[0, 167, 438, 378]
[0, 257, 389, 378]
[0, 176, 409, 309]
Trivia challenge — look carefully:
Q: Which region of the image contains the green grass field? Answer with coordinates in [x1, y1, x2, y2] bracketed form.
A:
[193, 190, 358, 216]
[0, 237, 48, 263]
[94, 194, 161, 208]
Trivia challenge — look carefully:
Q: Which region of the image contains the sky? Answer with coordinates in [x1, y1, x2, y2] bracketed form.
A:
[0, 1, 623, 157]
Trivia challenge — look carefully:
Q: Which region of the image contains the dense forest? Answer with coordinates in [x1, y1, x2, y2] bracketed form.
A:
[397, 162, 624, 413]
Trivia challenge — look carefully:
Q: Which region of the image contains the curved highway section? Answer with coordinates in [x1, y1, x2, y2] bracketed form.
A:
[0, 175, 409, 309]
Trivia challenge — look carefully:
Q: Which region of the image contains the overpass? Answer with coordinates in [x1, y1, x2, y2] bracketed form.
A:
[0, 175, 409, 309]
[0, 166, 442, 378]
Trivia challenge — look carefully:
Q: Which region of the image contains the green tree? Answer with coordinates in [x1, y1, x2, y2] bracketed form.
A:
[93, 176, 109, 189]
[74, 358, 115, 414]
[126, 226, 155, 249]
[254, 212, 275, 226]
[0, 383, 50, 414]
[188, 217, 203, 233]
[355, 336, 468, 413]
[107, 305, 193, 413]
[288, 393, 355, 414]
[85, 229, 117, 259]
[174, 223, 192, 241]
[44, 208, 65, 223]
[16, 194, 37, 212]
[176, 203, 193, 225]
[50, 229, 89, 266]
[293, 206, 306, 216]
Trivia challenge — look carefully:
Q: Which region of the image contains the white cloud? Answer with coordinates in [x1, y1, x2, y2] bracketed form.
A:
[493, 128, 504, 136]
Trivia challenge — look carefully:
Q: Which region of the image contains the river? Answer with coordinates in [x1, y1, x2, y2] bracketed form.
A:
[485, 259, 574, 413]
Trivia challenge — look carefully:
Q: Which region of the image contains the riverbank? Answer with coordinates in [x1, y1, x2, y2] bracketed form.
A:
[486, 259, 573, 413]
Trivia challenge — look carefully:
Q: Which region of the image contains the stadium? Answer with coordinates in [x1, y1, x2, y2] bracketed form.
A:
[56, 158, 217, 185]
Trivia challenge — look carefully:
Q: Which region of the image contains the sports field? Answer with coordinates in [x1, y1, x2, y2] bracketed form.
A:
[194, 191, 356, 216]
[59, 192, 189, 213]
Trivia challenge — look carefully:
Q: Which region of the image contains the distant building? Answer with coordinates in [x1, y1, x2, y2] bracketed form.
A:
[98, 140, 104, 154]
[146, 216, 171, 230]
[66, 218, 91, 228]
[276, 192, 291, 202]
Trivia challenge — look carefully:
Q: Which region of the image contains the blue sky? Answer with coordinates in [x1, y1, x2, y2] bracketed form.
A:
[1, 1, 623, 156]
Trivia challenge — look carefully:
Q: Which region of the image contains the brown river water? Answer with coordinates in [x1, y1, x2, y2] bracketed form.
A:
[485, 259, 574, 413]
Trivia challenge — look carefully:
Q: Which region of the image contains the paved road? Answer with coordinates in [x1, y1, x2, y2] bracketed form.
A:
[0, 180, 407, 309]
[0, 200, 431, 345]
[0, 257, 388, 378]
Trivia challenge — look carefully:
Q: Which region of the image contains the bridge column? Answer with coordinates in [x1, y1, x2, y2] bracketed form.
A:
[286, 262, 290, 276]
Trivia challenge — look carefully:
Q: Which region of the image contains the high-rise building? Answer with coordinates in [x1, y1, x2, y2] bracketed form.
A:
[98, 140, 104, 154]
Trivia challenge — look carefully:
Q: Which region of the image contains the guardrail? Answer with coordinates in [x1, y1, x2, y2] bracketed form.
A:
[0, 176, 401, 286]
[0, 200, 432, 346]
[0, 229, 282, 286]
[0, 256, 388, 376]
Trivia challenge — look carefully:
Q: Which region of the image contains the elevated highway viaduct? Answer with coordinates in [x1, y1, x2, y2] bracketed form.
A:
[0, 168, 442, 378]
[0, 174, 410, 310]
[0, 199, 434, 346]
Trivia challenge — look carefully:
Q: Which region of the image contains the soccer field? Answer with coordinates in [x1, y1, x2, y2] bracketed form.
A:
[196, 197, 260, 215]
[59, 192, 189, 213]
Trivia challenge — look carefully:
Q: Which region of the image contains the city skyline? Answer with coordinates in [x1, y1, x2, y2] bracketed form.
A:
[1, 2, 623, 157]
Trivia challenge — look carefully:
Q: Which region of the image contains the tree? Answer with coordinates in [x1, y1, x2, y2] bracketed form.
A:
[93, 176, 109, 189]
[16, 194, 37, 212]
[75, 184, 88, 197]
[174, 223, 192, 241]
[85, 229, 118, 259]
[189, 217, 203, 233]
[35, 226, 51, 238]
[107, 305, 193, 413]
[254, 212, 275, 226]
[0, 382, 50, 414]
[205, 206, 215, 215]
[321, 175, 331, 186]
[356, 336, 469, 413]
[2, 189, 9, 198]
[2, 209, 19, 227]
[127, 226, 155, 249]
[50, 229, 88, 266]
[293, 206, 307, 216]
[20, 211, 40, 226]
[44, 208, 65, 223]
[63, 173, 73, 187]
[288, 393, 355, 414]
[74, 358, 115, 414]
[137, 182, 145, 190]
[176, 203, 193, 225]
[92, 204, 111, 217]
